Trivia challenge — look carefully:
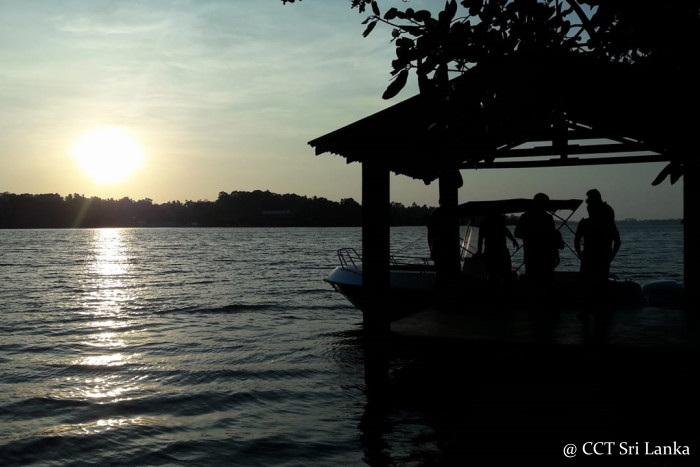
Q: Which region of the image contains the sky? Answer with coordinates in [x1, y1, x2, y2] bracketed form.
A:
[0, 0, 684, 220]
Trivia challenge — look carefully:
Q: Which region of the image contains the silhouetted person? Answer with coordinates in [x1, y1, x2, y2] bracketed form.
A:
[514, 193, 564, 286]
[574, 189, 621, 285]
[477, 213, 519, 285]
[428, 206, 460, 307]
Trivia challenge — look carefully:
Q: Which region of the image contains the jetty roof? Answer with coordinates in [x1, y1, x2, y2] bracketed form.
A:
[308, 53, 689, 184]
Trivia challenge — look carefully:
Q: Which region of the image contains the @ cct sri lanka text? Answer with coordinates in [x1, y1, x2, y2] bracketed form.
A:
[562, 441, 691, 458]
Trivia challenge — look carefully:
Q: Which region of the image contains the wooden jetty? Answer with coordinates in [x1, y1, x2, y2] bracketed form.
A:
[309, 53, 699, 464]
[309, 54, 699, 335]
[391, 304, 699, 351]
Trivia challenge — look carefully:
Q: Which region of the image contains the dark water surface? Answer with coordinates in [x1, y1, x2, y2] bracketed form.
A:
[1, 225, 695, 466]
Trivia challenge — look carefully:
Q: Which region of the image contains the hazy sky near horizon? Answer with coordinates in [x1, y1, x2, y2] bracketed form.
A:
[0, 0, 684, 220]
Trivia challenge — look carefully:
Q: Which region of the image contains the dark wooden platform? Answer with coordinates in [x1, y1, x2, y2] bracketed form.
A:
[391, 304, 700, 351]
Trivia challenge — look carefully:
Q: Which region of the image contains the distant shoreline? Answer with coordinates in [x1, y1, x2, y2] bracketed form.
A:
[617, 218, 683, 224]
[0, 191, 682, 229]
[575, 218, 683, 225]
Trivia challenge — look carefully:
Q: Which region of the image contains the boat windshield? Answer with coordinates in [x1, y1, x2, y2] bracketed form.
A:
[458, 198, 583, 266]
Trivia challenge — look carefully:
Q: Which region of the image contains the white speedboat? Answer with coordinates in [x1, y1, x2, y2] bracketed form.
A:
[324, 247, 437, 315]
[324, 198, 647, 316]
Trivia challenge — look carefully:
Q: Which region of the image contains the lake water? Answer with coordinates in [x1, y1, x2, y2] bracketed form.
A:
[0, 225, 693, 466]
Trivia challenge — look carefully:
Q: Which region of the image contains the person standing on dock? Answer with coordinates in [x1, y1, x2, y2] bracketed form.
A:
[428, 206, 454, 292]
[514, 193, 564, 286]
[477, 213, 519, 286]
[574, 189, 621, 285]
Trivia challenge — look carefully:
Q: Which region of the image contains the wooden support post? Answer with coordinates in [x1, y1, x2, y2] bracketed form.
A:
[438, 170, 461, 277]
[361, 160, 391, 333]
[684, 160, 699, 311]
[435, 169, 462, 308]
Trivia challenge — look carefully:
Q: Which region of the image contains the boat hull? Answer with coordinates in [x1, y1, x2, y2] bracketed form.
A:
[325, 266, 647, 316]
[324, 266, 436, 317]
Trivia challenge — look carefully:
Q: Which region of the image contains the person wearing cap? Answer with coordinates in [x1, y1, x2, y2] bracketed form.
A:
[574, 189, 621, 285]
[514, 193, 564, 285]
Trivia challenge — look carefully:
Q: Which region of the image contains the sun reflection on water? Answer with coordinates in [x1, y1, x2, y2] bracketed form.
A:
[69, 228, 143, 403]
[12, 416, 156, 440]
[75, 353, 129, 367]
[82, 228, 133, 316]
[90, 228, 130, 275]
[84, 330, 127, 349]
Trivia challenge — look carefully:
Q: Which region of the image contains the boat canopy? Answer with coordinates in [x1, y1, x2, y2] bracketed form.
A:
[457, 198, 583, 219]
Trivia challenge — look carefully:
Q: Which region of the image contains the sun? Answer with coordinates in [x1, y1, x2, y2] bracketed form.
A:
[72, 127, 144, 184]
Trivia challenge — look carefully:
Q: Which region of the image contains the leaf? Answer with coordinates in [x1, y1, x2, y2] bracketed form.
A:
[395, 43, 413, 62]
[382, 69, 409, 99]
[384, 7, 398, 20]
[414, 10, 432, 22]
[402, 25, 423, 36]
[395, 37, 415, 48]
[465, 0, 483, 16]
[670, 165, 684, 184]
[651, 163, 672, 186]
[362, 20, 378, 37]
[371, 0, 380, 16]
[445, 0, 458, 21]
[652, 162, 685, 185]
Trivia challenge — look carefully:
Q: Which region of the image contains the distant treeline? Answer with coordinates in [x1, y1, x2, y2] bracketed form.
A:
[0, 191, 436, 228]
[615, 218, 683, 225]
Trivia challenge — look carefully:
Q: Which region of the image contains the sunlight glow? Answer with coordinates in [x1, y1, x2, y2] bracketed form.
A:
[72, 127, 144, 183]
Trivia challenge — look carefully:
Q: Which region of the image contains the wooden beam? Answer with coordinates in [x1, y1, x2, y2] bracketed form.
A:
[684, 160, 698, 311]
[468, 154, 668, 169]
[487, 143, 660, 159]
